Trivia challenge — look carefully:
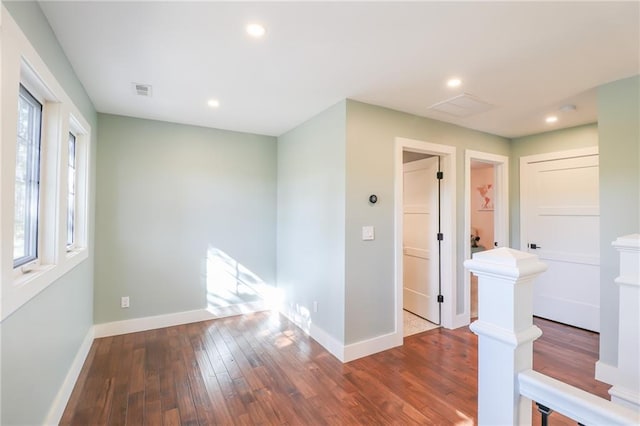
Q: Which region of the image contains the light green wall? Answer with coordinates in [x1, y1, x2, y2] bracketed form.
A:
[345, 100, 510, 343]
[597, 75, 640, 366]
[94, 114, 277, 323]
[1, 2, 97, 424]
[1, 263, 93, 425]
[509, 123, 598, 248]
[276, 101, 346, 342]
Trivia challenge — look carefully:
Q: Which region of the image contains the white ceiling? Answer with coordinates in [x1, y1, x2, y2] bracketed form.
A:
[38, 1, 639, 138]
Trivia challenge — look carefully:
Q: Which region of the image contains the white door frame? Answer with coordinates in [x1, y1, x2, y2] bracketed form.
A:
[395, 137, 456, 337]
[463, 150, 509, 326]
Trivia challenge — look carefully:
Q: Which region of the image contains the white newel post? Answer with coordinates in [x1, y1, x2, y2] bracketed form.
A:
[609, 234, 640, 411]
[464, 247, 547, 426]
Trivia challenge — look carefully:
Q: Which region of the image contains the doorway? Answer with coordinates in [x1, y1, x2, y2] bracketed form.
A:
[464, 150, 509, 325]
[402, 154, 440, 325]
[394, 137, 456, 340]
[469, 160, 495, 317]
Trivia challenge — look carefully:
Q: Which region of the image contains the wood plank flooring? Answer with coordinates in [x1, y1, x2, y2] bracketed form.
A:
[61, 313, 610, 425]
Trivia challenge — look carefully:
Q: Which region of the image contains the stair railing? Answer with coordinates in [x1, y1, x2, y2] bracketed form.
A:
[464, 240, 639, 425]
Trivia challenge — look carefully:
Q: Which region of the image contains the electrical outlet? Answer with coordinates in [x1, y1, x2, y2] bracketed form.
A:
[313, 301, 318, 313]
[121, 296, 130, 308]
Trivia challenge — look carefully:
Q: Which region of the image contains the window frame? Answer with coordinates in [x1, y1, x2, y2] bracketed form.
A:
[65, 114, 89, 257]
[1, 10, 93, 320]
[13, 84, 43, 269]
[66, 131, 77, 250]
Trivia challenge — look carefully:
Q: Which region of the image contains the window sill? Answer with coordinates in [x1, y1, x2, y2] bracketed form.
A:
[2, 248, 89, 321]
[66, 247, 85, 260]
[13, 263, 57, 289]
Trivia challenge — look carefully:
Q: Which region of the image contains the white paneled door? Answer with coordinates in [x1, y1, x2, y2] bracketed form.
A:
[403, 157, 440, 324]
[521, 149, 600, 331]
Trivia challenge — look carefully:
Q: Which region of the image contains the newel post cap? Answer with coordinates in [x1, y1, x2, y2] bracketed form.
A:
[612, 233, 640, 250]
[464, 247, 547, 279]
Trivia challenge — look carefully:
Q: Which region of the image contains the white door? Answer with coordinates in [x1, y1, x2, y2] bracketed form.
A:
[403, 157, 439, 323]
[521, 150, 600, 331]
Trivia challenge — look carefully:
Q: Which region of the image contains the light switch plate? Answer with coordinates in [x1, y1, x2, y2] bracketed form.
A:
[362, 226, 375, 241]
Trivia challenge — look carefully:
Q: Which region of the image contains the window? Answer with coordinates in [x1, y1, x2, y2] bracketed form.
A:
[67, 132, 76, 248]
[14, 84, 42, 268]
[2, 13, 92, 320]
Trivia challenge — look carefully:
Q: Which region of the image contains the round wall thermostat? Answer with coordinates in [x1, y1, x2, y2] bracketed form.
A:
[369, 194, 378, 204]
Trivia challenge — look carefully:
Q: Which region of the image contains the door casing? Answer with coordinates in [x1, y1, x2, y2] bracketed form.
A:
[463, 150, 509, 326]
[394, 137, 456, 341]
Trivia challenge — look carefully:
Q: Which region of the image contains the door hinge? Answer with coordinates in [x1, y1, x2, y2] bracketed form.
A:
[436, 171, 444, 180]
[437, 295, 444, 303]
[437, 233, 444, 241]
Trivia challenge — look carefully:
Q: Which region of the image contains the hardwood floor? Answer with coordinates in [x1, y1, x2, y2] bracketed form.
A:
[61, 312, 610, 425]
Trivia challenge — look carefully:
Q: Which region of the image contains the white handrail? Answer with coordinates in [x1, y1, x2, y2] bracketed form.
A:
[519, 370, 640, 425]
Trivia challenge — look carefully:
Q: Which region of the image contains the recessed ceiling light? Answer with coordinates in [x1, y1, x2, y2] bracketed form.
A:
[207, 99, 220, 108]
[447, 78, 462, 88]
[545, 115, 558, 123]
[246, 23, 266, 38]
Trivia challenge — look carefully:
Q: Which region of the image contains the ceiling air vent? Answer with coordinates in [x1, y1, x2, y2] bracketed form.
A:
[132, 83, 152, 97]
[428, 93, 493, 118]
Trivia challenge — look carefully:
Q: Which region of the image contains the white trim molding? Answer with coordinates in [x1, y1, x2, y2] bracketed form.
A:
[595, 360, 618, 385]
[463, 149, 509, 328]
[342, 331, 402, 363]
[280, 307, 402, 363]
[94, 301, 270, 338]
[94, 309, 217, 338]
[44, 327, 95, 426]
[278, 308, 345, 361]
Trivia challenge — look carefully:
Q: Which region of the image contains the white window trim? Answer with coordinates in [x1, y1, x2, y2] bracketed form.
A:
[66, 131, 77, 251]
[65, 113, 89, 257]
[1, 8, 91, 321]
[13, 84, 43, 269]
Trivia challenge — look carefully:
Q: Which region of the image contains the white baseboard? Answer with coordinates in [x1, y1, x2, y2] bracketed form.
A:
[343, 331, 402, 362]
[278, 308, 345, 361]
[44, 326, 95, 426]
[94, 301, 269, 338]
[279, 307, 403, 363]
[94, 308, 215, 337]
[309, 322, 345, 361]
[595, 360, 618, 386]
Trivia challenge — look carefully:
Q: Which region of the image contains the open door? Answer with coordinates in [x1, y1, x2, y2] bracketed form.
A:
[403, 156, 440, 324]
